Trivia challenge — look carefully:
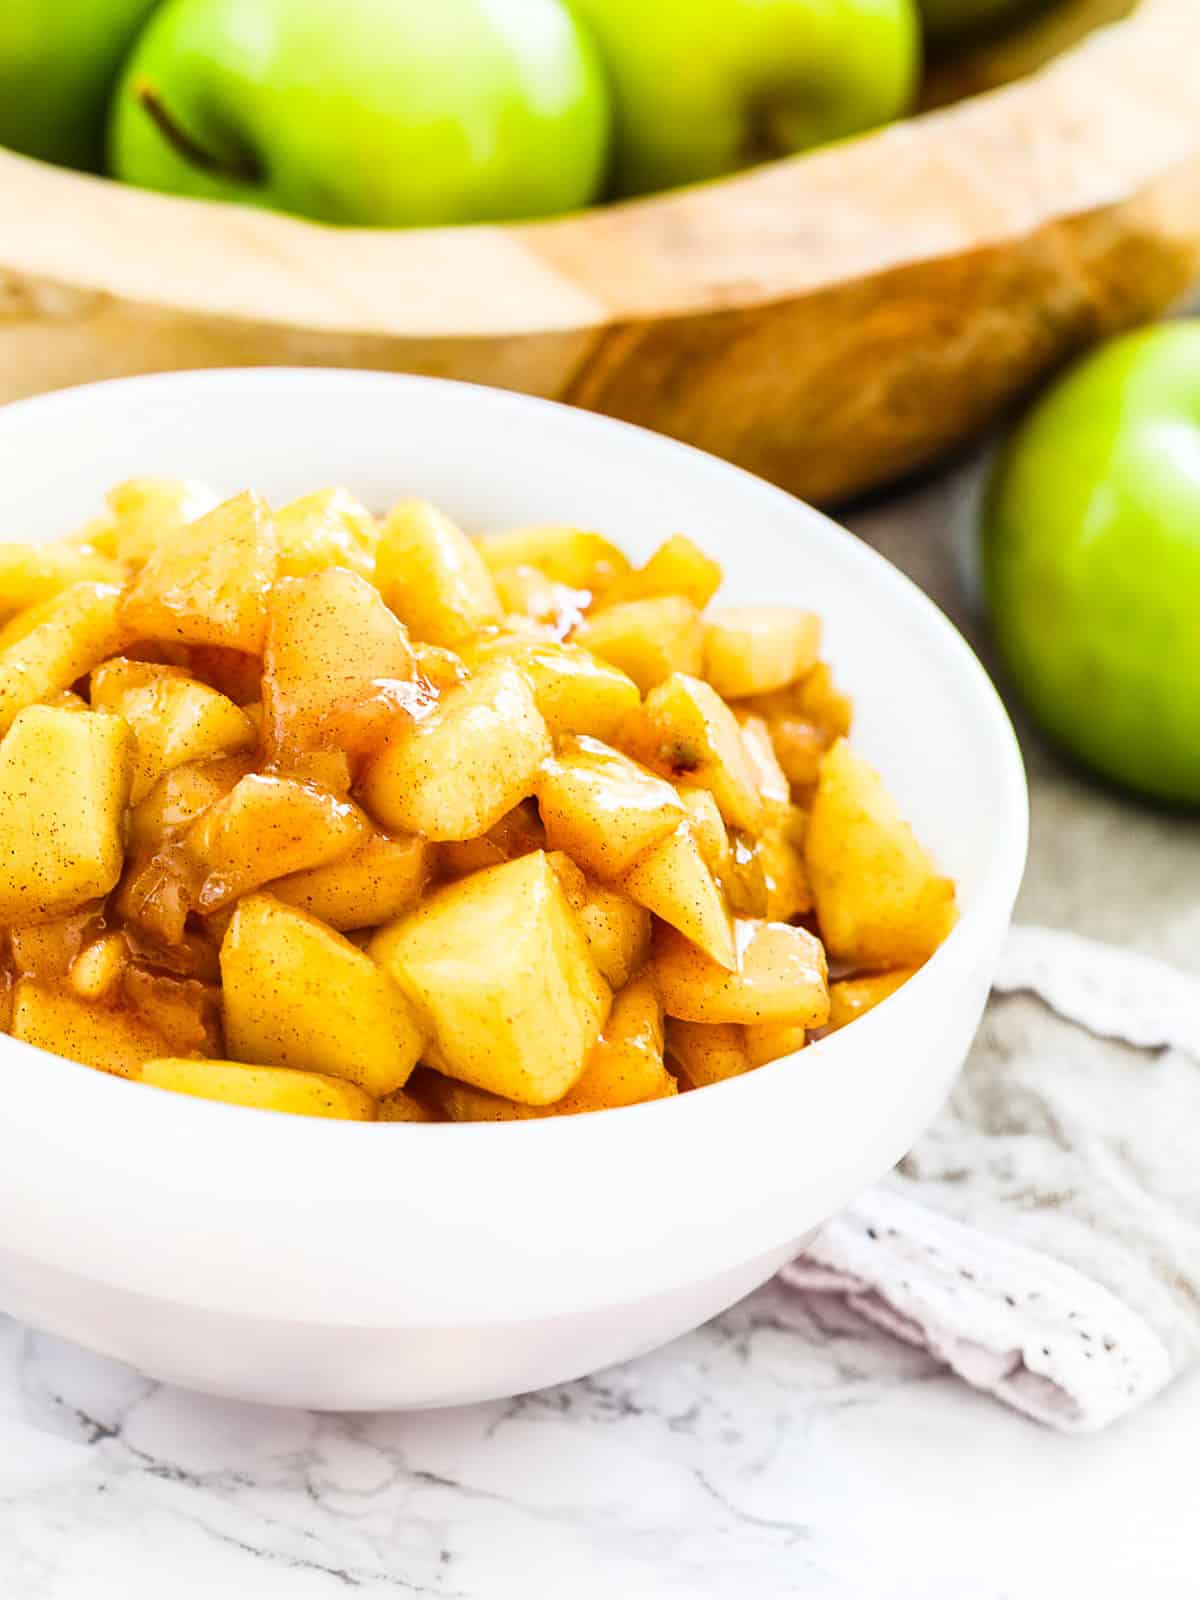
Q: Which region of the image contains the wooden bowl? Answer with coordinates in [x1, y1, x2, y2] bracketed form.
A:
[0, 0, 1196, 506]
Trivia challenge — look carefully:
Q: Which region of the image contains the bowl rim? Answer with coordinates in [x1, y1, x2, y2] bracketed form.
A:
[0, 364, 1029, 1141]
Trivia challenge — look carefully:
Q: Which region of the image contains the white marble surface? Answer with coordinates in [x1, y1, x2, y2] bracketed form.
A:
[2, 463, 1199, 1599]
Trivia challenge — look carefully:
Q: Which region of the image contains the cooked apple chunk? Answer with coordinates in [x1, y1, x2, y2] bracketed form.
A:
[573, 596, 703, 694]
[105, 477, 219, 566]
[120, 491, 278, 653]
[621, 823, 736, 969]
[273, 487, 378, 580]
[552, 974, 674, 1113]
[0, 581, 126, 735]
[569, 878, 651, 990]
[361, 658, 549, 841]
[221, 894, 422, 1097]
[653, 919, 829, 1027]
[806, 740, 957, 970]
[827, 968, 916, 1031]
[140, 1058, 376, 1120]
[371, 852, 611, 1105]
[634, 673, 763, 832]
[269, 832, 429, 931]
[0, 543, 125, 619]
[128, 754, 254, 852]
[375, 500, 501, 648]
[263, 569, 416, 753]
[0, 706, 132, 923]
[537, 735, 684, 879]
[743, 1021, 808, 1067]
[616, 535, 722, 610]
[12, 979, 169, 1078]
[468, 637, 640, 743]
[665, 1019, 751, 1089]
[703, 607, 821, 699]
[422, 974, 672, 1120]
[188, 773, 370, 911]
[91, 660, 255, 803]
[474, 524, 631, 596]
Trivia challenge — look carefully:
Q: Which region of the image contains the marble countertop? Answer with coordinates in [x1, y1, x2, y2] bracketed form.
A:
[2, 462, 1199, 1600]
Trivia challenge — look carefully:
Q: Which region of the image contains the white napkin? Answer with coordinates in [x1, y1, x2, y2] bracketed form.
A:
[783, 925, 1200, 1431]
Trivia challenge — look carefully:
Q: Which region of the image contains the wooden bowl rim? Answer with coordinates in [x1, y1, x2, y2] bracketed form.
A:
[0, 0, 1192, 341]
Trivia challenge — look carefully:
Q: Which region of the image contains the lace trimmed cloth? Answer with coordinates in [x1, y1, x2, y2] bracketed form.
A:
[784, 925, 1200, 1431]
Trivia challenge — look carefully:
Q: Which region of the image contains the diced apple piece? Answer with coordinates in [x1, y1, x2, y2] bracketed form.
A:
[282, 751, 354, 795]
[105, 477, 219, 566]
[123, 965, 222, 1055]
[736, 700, 824, 791]
[188, 773, 370, 912]
[634, 673, 763, 832]
[91, 660, 255, 803]
[378, 1086, 438, 1122]
[274, 487, 378, 579]
[420, 1073, 544, 1122]
[439, 801, 546, 879]
[492, 564, 589, 633]
[411, 642, 468, 692]
[129, 754, 254, 851]
[0, 707, 132, 923]
[798, 661, 852, 740]
[704, 607, 822, 699]
[653, 918, 829, 1026]
[806, 740, 956, 969]
[573, 597, 702, 694]
[551, 974, 673, 1113]
[140, 1057, 375, 1120]
[827, 968, 916, 1032]
[0, 582, 126, 734]
[470, 637, 640, 743]
[371, 852, 610, 1105]
[755, 826, 814, 922]
[69, 932, 129, 1002]
[475, 524, 631, 596]
[572, 879, 651, 989]
[115, 844, 196, 947]
[221, 894, 422, 1097]
[616, 534, 722, 609]
[665, 1019, 751, 1089]
[361, 659, 548, 841]
[736, 714, 791, 824]
[622, 823, 736, 969]
[120, 491, 278, 654]
[263, 569, 415, 753]
[9, 909, 101, 980]
[12, 980, 169, 1078]
[537, 735, 684, 879]
[677, 786, 731, 878]
[743, 1021, 808, 1066]
[270, 832, 429, 931]
[0, 543, 125, 618]
[375, 500, 501, 648]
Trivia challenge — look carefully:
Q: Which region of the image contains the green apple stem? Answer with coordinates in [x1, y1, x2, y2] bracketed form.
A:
[135, 78, 261, 184]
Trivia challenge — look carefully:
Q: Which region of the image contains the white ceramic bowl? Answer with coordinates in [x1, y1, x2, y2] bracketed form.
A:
[0, 371, 1027, 1410]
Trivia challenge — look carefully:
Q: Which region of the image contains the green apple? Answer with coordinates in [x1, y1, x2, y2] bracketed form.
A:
[109, 0, 610, 226]
[567, 0, 920, 198]
[918, 0, 1048, 44]
[0, 0, 160, 171]
[982, 322, 1200, 807]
